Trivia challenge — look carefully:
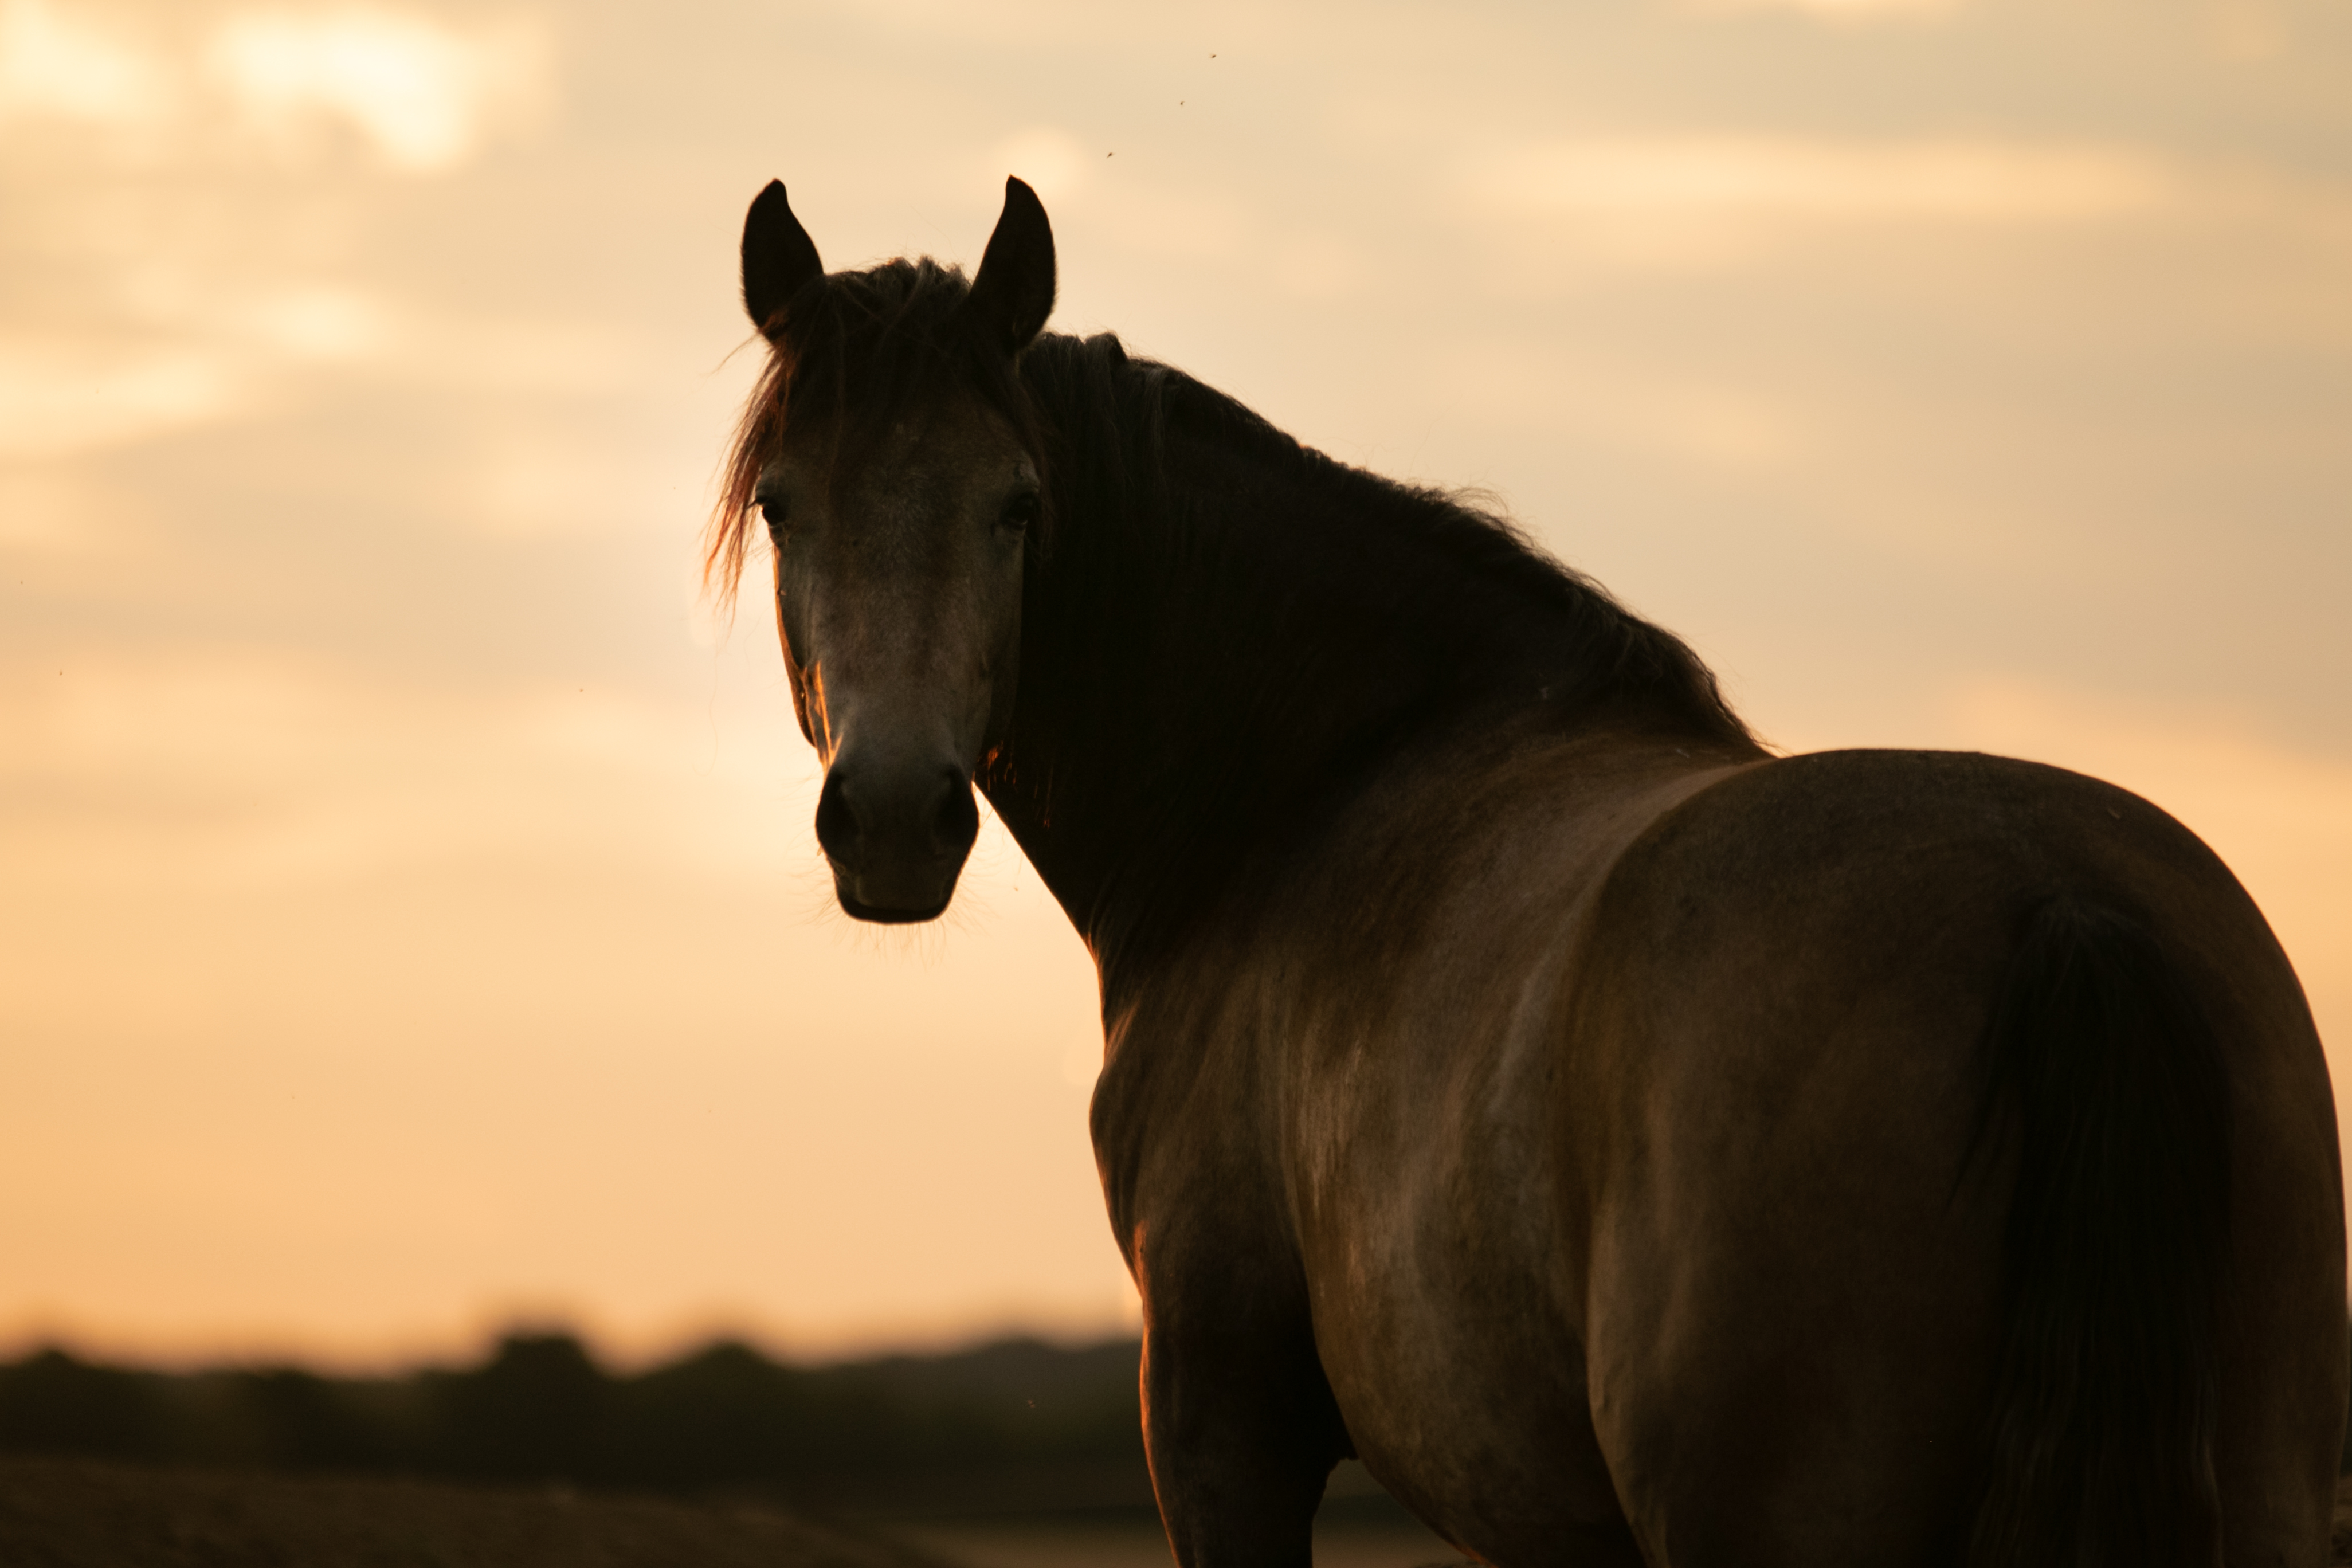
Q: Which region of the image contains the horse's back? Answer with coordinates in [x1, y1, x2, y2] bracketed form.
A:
[1563, 747, 2342, 1563]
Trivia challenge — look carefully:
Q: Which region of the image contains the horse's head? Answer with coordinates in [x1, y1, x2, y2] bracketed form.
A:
[711, 178, 1055, 923]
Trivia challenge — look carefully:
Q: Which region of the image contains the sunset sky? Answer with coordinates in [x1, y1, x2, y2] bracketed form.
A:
[3, 0, 2347, 1369]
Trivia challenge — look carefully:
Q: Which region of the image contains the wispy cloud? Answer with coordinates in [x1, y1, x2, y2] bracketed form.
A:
[0, 344, 241, 460]
[0, 282, 390, 461]
[1475, 137, 2171, 225]
[0, 651, 806, 891]
[0, 1, 545, 170]
[0, 0, 171, 124]
[207, 7, 546, 173]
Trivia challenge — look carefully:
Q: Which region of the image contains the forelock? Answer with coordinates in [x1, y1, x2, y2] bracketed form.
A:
[703, 257, 1048, 607]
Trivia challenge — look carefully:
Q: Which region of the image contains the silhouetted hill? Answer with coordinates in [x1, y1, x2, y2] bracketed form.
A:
[0, 1332, 1151, 1518]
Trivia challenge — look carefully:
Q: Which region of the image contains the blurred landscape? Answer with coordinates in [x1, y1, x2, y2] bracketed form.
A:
[0, 1330, 1463, 1566]
[0, 1331, 1153, 1515]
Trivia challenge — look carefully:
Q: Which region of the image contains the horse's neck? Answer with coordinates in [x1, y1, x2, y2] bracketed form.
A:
[981, 394, 1520, 981]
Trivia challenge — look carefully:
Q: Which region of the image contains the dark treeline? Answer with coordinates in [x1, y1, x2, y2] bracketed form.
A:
[0, 1332, 1153, 1516]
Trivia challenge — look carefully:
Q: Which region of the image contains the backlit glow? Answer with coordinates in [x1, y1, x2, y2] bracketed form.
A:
[0, 0, 167, 124]
[207, 6, 540, 172]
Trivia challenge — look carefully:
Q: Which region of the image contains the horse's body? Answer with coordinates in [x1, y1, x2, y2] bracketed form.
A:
[710, 179, 2347, 1565]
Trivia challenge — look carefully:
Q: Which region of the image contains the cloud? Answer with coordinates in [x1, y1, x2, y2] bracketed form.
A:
[207, 6, 544, 173]
[1476, 137, 2171, 225]
[0, 284, 394, 461]
[0, 344, 241, 460]
[0, 652, 807, 892]
[234, 284, 388, 360]
[0, 0, 170, 125]
[0, 2, 544, 170]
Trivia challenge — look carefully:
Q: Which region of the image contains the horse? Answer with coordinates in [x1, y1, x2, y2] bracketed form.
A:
[704, 175, 2347, 1566]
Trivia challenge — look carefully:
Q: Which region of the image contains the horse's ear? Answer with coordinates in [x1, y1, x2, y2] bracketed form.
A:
[964, 177, 1056, 355]
[742, 180, 822, 340]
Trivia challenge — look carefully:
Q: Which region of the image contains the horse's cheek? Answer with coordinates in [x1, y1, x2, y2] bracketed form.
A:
[771, 571, 823, 748]
[774, 627, 820, 750]
[786, 668, 816, 749]
[982, 609, 1023, 753]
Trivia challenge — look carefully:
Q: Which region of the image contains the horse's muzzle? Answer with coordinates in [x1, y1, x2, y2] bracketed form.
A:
[813, 760, 979, 922]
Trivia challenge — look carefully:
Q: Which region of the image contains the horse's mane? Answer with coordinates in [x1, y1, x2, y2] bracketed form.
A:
[707, 261, 1751, 750]
[1016, 331, 1754, 750]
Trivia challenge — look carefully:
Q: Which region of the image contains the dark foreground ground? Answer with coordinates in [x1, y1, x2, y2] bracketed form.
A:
[1, 1455, 2343, 1567]
[0, 1455, 957, 1568]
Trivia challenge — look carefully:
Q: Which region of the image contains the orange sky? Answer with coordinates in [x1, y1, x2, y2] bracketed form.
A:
[2, 0, 2347, 1369]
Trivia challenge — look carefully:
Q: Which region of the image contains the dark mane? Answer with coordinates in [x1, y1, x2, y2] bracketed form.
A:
[1013, 331, 1754, 751]
[709, 263, 1749, 750]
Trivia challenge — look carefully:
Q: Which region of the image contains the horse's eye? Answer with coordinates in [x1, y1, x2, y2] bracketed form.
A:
[759, 497, 789, 537]
[998, 492, 1040, 534]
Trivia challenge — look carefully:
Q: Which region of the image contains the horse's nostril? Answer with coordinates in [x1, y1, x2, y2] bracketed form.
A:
[820, 765, 974, 869]
[931, 773, 979, 855]
[814, 771, 863, 864]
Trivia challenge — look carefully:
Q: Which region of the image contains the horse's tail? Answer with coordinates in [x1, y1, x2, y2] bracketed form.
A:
[1963, 894, 2232, 1568]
